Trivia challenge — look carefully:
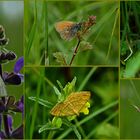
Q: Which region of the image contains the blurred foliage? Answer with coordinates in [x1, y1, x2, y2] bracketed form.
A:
[120, 80, 140, 138]
[120, 1, 140, 78]
[0, 1, 23, 129]
[25, 67, 118, 139]
[25, 0, 119, 66]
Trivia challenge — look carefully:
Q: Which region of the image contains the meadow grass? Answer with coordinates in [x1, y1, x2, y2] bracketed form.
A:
[120, 1, 140, 78]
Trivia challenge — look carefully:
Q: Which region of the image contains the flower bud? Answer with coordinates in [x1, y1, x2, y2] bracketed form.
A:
[6, 52, 16, 60]
[0, 38, 9, 46]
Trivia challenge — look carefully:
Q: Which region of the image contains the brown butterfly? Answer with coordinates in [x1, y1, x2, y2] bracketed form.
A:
[50, 91, 91, 117]
[55, 21, 82, 41]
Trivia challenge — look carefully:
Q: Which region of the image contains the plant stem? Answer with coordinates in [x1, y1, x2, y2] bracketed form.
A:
[48, 131, 55, 139]
[2, 97, 10, 138]
[69, 39, 81, 65]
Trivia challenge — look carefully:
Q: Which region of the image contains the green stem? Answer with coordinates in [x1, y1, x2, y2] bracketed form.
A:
[47, 131, 55, 139]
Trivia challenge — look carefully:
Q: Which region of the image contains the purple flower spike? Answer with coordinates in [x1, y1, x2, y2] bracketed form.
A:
[16, 96, 24, 112]
[7, 115, 13, 132]
[2, 57, 24, 85]
[0, 131, 6, 139]
[14, 57, 24, 73]
[11, 124, 23, 139]
[0, 114, 2, 127]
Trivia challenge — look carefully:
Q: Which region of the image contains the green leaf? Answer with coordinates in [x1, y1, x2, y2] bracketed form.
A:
[57, 80, 63, 92]
[0, 76, 7, 97]
[63, 77, 77, 95]
[121, 40, 129, 55]
[53, 86, 61, 97]
[28, 96, 53, 108]
[38, 122, 61, 133]
[53, 52, 67, 65]
[53, 86, 64, 102]
[95, 123, 119, 138]
[124, 52, 140, 78]
[52, 117, 62, 128]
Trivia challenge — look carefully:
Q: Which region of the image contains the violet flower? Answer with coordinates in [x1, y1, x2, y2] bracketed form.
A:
[2, 57, 24, 85]
[0, 96, 24, 139]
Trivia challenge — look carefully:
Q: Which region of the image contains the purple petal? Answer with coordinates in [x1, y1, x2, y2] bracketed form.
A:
[4, 73, 21, 85]
[16, 96, 24, 112]
[2, 72, 9, 81]
[0, 131, 6, 139]
[0, 100, 5, 113]
[11, 124, 23, 139]
[0, 115, 2, 127]
[17, 73, 24, 83]
[7, 115, 13, 132]
[14, 57, 24, 73]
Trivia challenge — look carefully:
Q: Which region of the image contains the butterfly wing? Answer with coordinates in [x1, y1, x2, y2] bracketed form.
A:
[50, 91, 90, 117]
[50, 102, 77, 116]
[66, 92, 91, 113]
[55, 21, 76, 40]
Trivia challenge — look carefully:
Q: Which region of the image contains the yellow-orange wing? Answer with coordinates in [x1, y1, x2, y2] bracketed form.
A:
[50, 91, 91, 117]
[55, 21, 74, 32]
[55, 21, 75, 40]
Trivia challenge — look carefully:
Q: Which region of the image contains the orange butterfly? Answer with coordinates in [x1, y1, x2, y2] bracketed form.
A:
[50, 91, 91, 117]
[55, 21, 82, 41]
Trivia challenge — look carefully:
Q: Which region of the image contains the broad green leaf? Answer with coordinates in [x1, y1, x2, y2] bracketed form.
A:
[124, 52, 140, 78]
[0, 76, 7, 97]
[28, 96, 53, 108]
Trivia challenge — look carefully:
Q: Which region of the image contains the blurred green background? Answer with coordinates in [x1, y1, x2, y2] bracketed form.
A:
[0, 0, 23, 129]
[120, 80, 140, 138]
[25, 0, 119, 66]
[25, 67, 119, 139]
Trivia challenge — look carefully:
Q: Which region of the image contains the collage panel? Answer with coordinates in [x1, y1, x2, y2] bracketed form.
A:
[24, 0, 48, 65]
[120, 79, 140, 139]
[120, 1, 140, 78]
[48, 1, 119, 66]
[25, 67, 119, 139]
[0, 1, 24, 139]
[24, 0, 119, 66]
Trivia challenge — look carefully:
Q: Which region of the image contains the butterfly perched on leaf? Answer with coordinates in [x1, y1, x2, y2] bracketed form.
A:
[50, 91, 91, 117]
